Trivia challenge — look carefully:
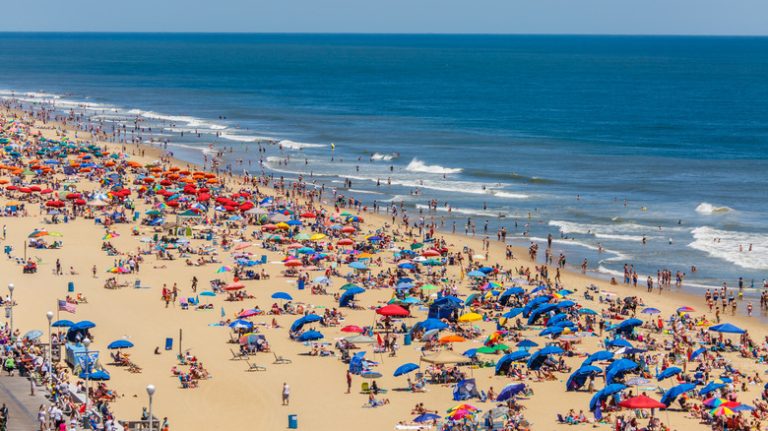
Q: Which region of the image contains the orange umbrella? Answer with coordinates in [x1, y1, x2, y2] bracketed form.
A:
[439, 334, 466, 344]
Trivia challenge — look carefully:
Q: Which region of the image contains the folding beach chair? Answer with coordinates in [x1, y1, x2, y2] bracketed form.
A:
[245, 360, 266, 372]
[273, 353, 292, 364]
[230, 348, 247, 360]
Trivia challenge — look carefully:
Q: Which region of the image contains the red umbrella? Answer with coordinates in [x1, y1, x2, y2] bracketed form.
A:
[45, 200, 65, 208]
[284, 260, 303, 267]
[300, 212, 316, 218]
[337, 238, 354, 246]
[341, 226, 356, 234]
[5, 185, 17, 191]
[40, 188, 53, 194]
[341, 325, 364, 333]
[224, 282, 245, 291]
[618, 395, 666, 409]
[29, 186, 41, 192]
[422, 249, 441, 257]
[376, 304, 410, 317]
[73, 199, 86, 206]
[65, 192, 82, 200]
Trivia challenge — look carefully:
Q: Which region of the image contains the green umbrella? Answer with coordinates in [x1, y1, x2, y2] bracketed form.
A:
[410, 243, 424, 250]
[420, 284, 439, 291]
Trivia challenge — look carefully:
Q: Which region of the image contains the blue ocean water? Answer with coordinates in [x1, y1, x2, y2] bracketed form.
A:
[1, 33, 767, 291]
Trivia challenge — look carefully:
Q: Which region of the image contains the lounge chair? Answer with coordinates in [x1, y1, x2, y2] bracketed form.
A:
[245, 360, 266, 372]
[273, 353, 292, 364]
[230, 348, 247, 360]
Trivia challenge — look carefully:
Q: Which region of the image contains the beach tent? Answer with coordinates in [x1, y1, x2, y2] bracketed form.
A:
[420, 350, 469, 365]
[709, 323, 745, 334]
[453, 378, 481, 401]
[566, 365, 602, 391]
[427, 296, 463, 320]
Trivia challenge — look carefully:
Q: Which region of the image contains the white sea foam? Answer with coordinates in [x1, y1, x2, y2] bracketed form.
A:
[371, 152, 398, 161]
[348, 189, 385, 195]
[689, 226, 768, 270]
[415, 204, 507, 218]
[221, 132, 273, 143]
[597, 265, 625, 278]
[549, 220, 663, 242]
[493, 191, 529, 199]
[695, 202, 733, 215]
[278, 140, 326, 150]
[164, 142, 216, 156]
[405, 158, 462, 174]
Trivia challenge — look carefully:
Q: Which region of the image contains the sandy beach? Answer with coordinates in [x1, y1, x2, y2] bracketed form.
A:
[1, 102, 766, 431]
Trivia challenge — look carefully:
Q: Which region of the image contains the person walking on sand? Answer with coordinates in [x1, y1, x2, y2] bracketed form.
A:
[282, 382, 290, 405]
[346, 370, 352, 394]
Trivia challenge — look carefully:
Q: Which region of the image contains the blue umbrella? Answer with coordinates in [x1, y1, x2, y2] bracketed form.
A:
[496, 383, 526, 401]
[566, 365, 602, 391]
[467, 270, 486, 278]
[699, 381, 726, 396]
[516, 339, 538, 349]
[416, 318, 448, 332]
[538, 345, 565, 356]
[590, 384, 627, 411]
[608, 338, 633, 349]
[641, 307, 660, 314]
[556, 300, 576, 309]
[495, 351, 530, 374]
[229, 319, 253, 330]
[271, 292, 293, 301]
[689, 347, 707, 361]
[656, 366, 682, 381]
[72, 320, 96, 330]
[297, 330, 324, 342]
[522, 295, 551, 317]
[660, 383, 696, 407]
[527, 346, 563, 371]
[502, 308, 524, 318]
[349, 262, 368, 270]
[539, 326, 564, 337]
[199, 291, 216, 297]
[79, 370, 110, 381]
[107, 340, 134, 349]
[52, 319, 74, 328]
[398, 263, 416, 270]
[463, 348, 478, 358]
[394, 363, 420, 377]
[23, 330, 43, 340]
[606, 359, 639, 383]
[290, 314, 322, 332]
[579, 308, 598, 315]
[413, 413, 441, 423]
[709, 323, 745, 334]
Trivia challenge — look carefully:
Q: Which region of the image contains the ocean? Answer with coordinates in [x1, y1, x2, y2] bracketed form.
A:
[1, 33, 767, 293]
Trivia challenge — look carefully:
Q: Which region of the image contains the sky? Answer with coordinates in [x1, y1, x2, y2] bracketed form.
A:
[4, 0, 768, 35]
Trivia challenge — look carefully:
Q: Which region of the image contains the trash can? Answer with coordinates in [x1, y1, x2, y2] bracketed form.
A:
[404, 333, 412, 346]
[68, 282, 75, 292]
[298, 279, 305, 290]
[288, 414, 298, 429]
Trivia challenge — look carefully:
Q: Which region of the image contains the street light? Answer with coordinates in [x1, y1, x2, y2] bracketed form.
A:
[83, 337, 91, 424]
[46, 311, 54, 378]
[7, 283, 14, 335]
[146, 384, 156, 431]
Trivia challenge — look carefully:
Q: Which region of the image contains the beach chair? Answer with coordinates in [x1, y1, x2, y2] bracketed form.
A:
[273, 353, 292, 364]
[230, 348, 247, 361]
[360, 382, 370, 394]
[245, 360, 266, 372]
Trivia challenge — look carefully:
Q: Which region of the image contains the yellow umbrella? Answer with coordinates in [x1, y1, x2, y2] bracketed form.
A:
[275, 222, 290, 230]
[310, 233, 326, 241]
[458, 312, 483, 323]
[357, 252, 374, 259]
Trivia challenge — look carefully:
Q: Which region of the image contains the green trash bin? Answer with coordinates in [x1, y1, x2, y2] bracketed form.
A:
[288, 414, 298, 429]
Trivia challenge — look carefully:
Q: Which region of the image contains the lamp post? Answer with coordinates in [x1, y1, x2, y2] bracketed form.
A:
[146, 384, 156, 431]
[82, 337, 91, 425]
[46, 311, 54, 377]
[7, 283, 14, 335]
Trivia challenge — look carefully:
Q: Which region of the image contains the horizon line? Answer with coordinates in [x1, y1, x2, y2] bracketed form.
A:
[0, 31, 766, 38]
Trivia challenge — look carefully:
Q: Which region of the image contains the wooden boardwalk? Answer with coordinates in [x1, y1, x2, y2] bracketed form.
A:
[0, 375, 47, 430]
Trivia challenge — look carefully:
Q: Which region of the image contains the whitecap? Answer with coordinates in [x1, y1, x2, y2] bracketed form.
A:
[695, 202, 733, 215]
[405, 158, 462, 174]
[689, 226, 768, 270]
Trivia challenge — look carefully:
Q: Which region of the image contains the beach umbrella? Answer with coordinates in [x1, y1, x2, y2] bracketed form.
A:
[52, 320, 74, 328]
[420, 284, 439, 291]
[271, 292, 293, 301]
[349, 261, 368, 270]
[467, 270, 486, 278]
[710, 406, 735, 417]
[224, 281, 245, 291]
[589, 384, 627, 411]
[608, 338, 633, 349]
[619, 395, 666, 409]
[566, 365, 602, 391]
[238, 309, 260, 318]
[297, 330, 324, 342]
[690, 347, 707, 361]
[289, 314, 322, 332]
[527, 346, 563, 371]
[438, 334, 466, 344]
[23, 330, 43, 341]
[215, 266, 232, 273]
[360, 371, 383, 379]
[709, 323, 745, 334]
[72, 321, 96, 330]
[496, 383, 526, 402]
[676, 306, 695, 313]
[229, 319, 254, 330]
[413, 413, 441, 423]
[458, 312, 482, 323]
[579, 308, 598, 315]
[341, 325, 364, 333]
[699, 382, 726, 396]
[657, 366, 682, 381]
[641, 307, 660, 314]
[79, 370, 110, 381]
[394, 363, 420, 377]
[199, 291, 216, 297]
[606, 359, 639, 383]
[502, 308, 524, 319]
[376, 304, 410, 317]
[516, 339, 538, 349]
[659, 383, 696, 407]
[107, 339, 134, 349]
[415, 318, 448, 332]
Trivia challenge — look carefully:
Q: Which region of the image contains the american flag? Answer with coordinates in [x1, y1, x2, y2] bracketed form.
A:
[58, 300, 76, 314]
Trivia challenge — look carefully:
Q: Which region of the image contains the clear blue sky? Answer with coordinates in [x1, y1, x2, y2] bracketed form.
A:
[5, 0, 768, 35]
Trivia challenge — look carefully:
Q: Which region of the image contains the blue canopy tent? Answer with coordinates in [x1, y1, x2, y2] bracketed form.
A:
[605, 359, 638, 384]
[709, 323, 746, 334]
[495, 350, 530, 375]
[566, 365, 602, 391]
[428, 296, 463, 320]
[659, 383, 696, 408]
